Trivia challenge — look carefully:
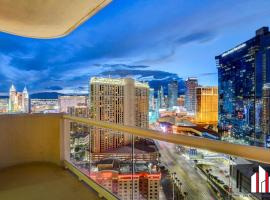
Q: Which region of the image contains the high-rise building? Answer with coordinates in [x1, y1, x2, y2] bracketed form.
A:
[8, 84, 29, 113]
[158, 86, 166, 108]
[178, 95, 185, 107]
[149, 88, 155, 111]
[185, 77, 198, 113]
[58, 95, 87, 113]
[216, 27, 270, 141]
[262, 83, 270, 146]
[67, 105, 89, 118]
[149, 88, 158, 123]
[89, 77, 149, 153]
[168, 80, 178, 108]
[195, 86, 218, 124]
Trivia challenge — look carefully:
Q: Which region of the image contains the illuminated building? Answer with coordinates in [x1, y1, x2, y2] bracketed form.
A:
[178, 95, 185, 107]
[195, 86, 218, 124]
[185, 77, 198, 113]
[0, 98, 8, 113]
[168, 80, 178, 108]
[149, 88, 155, 111]
[8, 84, 29, 113]
[67, 105, 89, 118]
[262, 83, 270, 147]
[158, 86, 165, 108]
[58, 95, 87, 113]
[89, 77, 149, 153]
[149, 88, 158, 123]
[216, 27, 270, 141]
[31, 99, 59, 113]
[91, 161, 161, 200]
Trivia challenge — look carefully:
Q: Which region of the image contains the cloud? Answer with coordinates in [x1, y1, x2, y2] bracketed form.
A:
[0, 0, 269, 94]
[175, 31, 217, 45]
[100, 69, 179, 80]
[0, 54, 46, 83]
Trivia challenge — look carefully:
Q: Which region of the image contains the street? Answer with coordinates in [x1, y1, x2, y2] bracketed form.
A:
[156, 140, 218, 200]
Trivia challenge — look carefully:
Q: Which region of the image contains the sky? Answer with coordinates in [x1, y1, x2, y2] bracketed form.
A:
[0, 0, 270, 95]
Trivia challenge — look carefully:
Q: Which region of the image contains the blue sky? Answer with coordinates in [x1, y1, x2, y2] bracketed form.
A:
[0, 0, 270, 94]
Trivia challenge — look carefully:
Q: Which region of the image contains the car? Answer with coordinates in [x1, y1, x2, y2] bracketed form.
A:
[217, 179, 224, 185]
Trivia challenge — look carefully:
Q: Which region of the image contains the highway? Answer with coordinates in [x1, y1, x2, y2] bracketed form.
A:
[156, 140, 218, 200]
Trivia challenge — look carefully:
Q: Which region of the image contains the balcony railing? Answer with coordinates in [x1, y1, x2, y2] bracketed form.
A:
[1, 114, 270, 200]
[63, 115, 270, 200]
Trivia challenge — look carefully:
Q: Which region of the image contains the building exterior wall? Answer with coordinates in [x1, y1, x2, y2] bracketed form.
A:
[185, 77, 198, 113]
[216, 27, 270, 142]
[58, 95, 87, 113]
[168, 80, 178, 108]
[195, 87, 218, 124]
[262, 83, 270, 147]
[89, 77, 149, 153]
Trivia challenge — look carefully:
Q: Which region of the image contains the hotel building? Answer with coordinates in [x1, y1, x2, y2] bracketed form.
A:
[89, 77, 149, 153]
[216, 27, 270, 142]
[195, 86, 218, 124]
[8, 84, 29, 113]
[262, 83, 270, 146]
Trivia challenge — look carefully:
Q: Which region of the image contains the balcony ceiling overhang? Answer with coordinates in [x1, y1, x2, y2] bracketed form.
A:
[0, 0, 111, 39]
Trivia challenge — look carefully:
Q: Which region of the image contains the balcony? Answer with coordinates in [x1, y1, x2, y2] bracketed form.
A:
[1, 114, 270, 200]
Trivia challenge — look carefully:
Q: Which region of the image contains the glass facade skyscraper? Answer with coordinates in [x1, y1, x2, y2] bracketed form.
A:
[185, 77, 198, 113]
[168, 80, 178, 108]
[216, 27, 270, 144]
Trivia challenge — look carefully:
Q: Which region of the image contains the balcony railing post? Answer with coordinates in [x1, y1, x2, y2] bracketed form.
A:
[60, 117, 71, 163]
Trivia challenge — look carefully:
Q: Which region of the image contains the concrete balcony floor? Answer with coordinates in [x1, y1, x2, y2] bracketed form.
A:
[0, 162, 100, 200]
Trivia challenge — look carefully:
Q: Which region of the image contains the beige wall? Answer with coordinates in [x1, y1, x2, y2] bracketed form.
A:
[0, 114, 62, 169]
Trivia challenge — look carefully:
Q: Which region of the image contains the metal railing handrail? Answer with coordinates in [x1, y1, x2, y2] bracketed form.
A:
[63, 115, 270, 164]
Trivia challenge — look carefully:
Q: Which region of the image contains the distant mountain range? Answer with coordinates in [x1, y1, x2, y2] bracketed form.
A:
[30, 92, 64, 99]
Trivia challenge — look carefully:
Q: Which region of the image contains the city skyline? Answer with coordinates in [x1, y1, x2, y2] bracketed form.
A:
[0, 1, 270, 95]
[1, 2, 270, 200]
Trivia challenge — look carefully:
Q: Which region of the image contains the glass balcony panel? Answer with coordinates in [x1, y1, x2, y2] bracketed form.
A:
[70, 122, 90, 175]
[66, 117, 270, 200]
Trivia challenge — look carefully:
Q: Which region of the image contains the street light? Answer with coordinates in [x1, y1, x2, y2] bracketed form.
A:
[171, 172, 177, 200]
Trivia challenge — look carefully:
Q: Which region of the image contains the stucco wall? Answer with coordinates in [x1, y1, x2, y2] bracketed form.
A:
[0, 114, 62, 169]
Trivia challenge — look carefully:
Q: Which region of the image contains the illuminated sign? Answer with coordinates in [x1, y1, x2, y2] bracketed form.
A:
[221, 43, 246, 57]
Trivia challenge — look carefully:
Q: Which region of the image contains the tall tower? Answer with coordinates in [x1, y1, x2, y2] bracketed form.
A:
[89, 77, 149, 153]
[216, 27, 270, 141]
[185, 77, 198, 113]
[158, 86, 165, 108]
[8, 84, 17, 112]
[22, 86, 29, 113]
[168, 80, 178, 108]
[195, 86, 218, 124]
